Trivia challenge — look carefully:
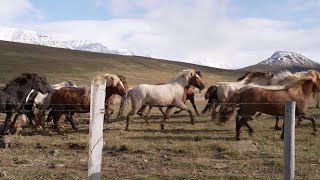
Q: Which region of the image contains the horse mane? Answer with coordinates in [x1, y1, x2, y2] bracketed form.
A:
[237, 71, 273, 84]
[285, 71, 318, 94]
[94, 73, 122, 87]
[169, 69, 195, 82]
[3, 73, 36, 93]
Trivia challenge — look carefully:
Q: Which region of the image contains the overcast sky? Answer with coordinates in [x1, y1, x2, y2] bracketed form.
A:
[1, 0, 320, 68]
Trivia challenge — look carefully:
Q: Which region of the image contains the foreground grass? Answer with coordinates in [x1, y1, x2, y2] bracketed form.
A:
[1, 99, 319, 180]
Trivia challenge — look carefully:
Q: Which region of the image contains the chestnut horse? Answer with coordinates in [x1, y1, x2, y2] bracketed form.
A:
[229, 70, 320, 140]
[49, 74, 127, 134]
[125, 69, 205, 130]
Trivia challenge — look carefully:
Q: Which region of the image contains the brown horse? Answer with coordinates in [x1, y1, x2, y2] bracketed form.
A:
[49, 74, 127, 134]
[104, 75, 129, 122]
[229, 70, 320, 140]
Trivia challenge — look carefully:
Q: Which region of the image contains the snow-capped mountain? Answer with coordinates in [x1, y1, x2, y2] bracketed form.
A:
[192, 59, 233, 69]
[242, 51, 320, 72]
[0, 26, 134, 56]
[0, 26, 71, 49]
[62, 40, 134, 56]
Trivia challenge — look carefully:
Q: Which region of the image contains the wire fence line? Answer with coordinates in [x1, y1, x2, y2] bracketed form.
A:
[0, 99, 319, 179]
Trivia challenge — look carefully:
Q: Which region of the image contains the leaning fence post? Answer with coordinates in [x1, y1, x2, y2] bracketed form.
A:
[88, 78, 106, 180]
[284, 101, 295, 180]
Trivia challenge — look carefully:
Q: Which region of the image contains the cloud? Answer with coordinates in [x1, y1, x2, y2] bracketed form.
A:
[10, 0, 320, 68]
[0, 0, 42, 25]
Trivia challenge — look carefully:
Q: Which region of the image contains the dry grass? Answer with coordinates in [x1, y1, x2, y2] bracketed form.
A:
[0, 41, 320, 179]
[1, 98, 320, 179]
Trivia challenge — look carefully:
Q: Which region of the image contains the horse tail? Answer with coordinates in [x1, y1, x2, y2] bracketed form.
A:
[201, 85, 218, 114]
[218, 91, 240, 123]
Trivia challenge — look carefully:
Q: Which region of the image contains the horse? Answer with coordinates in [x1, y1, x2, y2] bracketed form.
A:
[9, 80, 78, 131]
[201, 85, 218, 114]
[0, 73, 52, 134]
[219, 70, 320, 129]
[125, 69, 205, 131]
[104, 75, 129, 122]
[144, 71, 204, 118]
[228, 70, 320, 140]
[209, 71, 274, 122]
[48, 74, 127, 134]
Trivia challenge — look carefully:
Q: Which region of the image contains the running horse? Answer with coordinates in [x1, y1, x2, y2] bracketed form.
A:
[0, 73, 52, 134]
[48, 74, 127, 134]
[229, 70, 320, 140]
[125, 69, 205, 130]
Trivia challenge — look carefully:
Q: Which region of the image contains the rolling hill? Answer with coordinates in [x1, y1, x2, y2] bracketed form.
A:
[0, 40, 242, 86]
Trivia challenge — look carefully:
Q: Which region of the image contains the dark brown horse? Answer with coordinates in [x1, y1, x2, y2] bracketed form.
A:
[228, 70, 320, 140]
[48, 74, 127, 134]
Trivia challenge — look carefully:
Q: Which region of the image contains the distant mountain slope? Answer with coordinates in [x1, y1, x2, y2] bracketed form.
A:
[242, 51, 320, 72]
[0, 26, 134, 56]
[62, 40, 134, 56]
[0, 40, 242, 86]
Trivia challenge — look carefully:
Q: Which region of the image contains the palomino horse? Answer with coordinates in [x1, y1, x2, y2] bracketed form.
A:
[210, 71, 274, 122]
[49, 74, 126, 134]
[104, 75, 129, 122]
[0, 73, 52, 134]
[230, 70, 320, 140]
[125, 69, 205, 130]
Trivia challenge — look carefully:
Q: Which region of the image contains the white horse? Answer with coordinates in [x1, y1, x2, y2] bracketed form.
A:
[125, 69, 206, 130]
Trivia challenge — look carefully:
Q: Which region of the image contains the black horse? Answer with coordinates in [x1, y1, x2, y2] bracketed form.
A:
[201, 85, 218, 115]
[0, 73, 52, 134]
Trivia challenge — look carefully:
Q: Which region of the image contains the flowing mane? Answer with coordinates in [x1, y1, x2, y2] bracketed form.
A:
[3, 73, 37, 93]
[285, 70, 318, 91]
[169, 69, 195, 83]
[94, 73, 122, 87]
[237, 71, 273, 84]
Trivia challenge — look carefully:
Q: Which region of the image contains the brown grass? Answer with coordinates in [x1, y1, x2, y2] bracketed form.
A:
[0, 41, 319, 179]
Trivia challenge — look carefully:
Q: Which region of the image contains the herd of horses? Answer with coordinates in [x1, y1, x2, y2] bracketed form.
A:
[0, 68, 320, 140]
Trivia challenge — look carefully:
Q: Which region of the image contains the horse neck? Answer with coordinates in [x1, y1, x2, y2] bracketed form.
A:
[105, 86, 115, 99]
[291, 81, 314, 100]
[238, 75, 250, 84]
[4, 82, 33, 103]
[170, 75, 189, 88]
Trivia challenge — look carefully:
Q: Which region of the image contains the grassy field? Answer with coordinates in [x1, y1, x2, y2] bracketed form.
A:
[0, 41, 320, 179]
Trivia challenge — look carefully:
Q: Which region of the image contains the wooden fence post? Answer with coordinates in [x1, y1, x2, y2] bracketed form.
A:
[88, 78, 106, 180]
[284, 101, 295, 180]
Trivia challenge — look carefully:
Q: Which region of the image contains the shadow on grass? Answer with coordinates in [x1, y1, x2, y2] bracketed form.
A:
[127, 135, 235, 142]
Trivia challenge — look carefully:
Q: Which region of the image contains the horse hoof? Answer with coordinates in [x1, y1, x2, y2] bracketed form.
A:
[311, 132, 317, 136]
[274, 126, 282, 131]
[280, 135, 284, 140]
[160, 125, 164, 130]
[59, 132, 67, 136]
[235, 136, 241, 141]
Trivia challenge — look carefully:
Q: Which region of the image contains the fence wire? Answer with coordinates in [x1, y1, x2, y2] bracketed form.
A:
[0, 99, 319, 179]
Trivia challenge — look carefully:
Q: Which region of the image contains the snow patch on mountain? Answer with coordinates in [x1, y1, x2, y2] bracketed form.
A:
[192, 59, 234, 69]
[0, 26, 71, 49]
[259, 51, 316, 66]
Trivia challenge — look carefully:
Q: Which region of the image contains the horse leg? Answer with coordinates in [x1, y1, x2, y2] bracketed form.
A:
[243, 118, 253, 137]
[52, 111, 65, 135]
[274, 116, 281, 130]
[126, 103, 141, 131]
[189, 97, 200, 116]
[3, 112, 14, 135]
[10, 113, 21, 128]
[65, 112, 78, 131]
[211, 102, 219, 122]
[158, 107, 166, 116]
[173, 109, 183, 115]
[236, 116, 246, 141]
[176, 103, 194, 125]
[201, 100, 212, 114]
[299, 114, 317, 135]
[116, 97, 126, 119]
[160, 107, 174, 130]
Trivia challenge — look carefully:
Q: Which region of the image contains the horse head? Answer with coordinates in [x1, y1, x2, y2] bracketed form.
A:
[28, 73, 53, 94]
[104, 74, 127, 97]
[187, 69, 205, 90]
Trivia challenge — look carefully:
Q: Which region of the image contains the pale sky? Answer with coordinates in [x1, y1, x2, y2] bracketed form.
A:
[1, 0, 320, 68]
